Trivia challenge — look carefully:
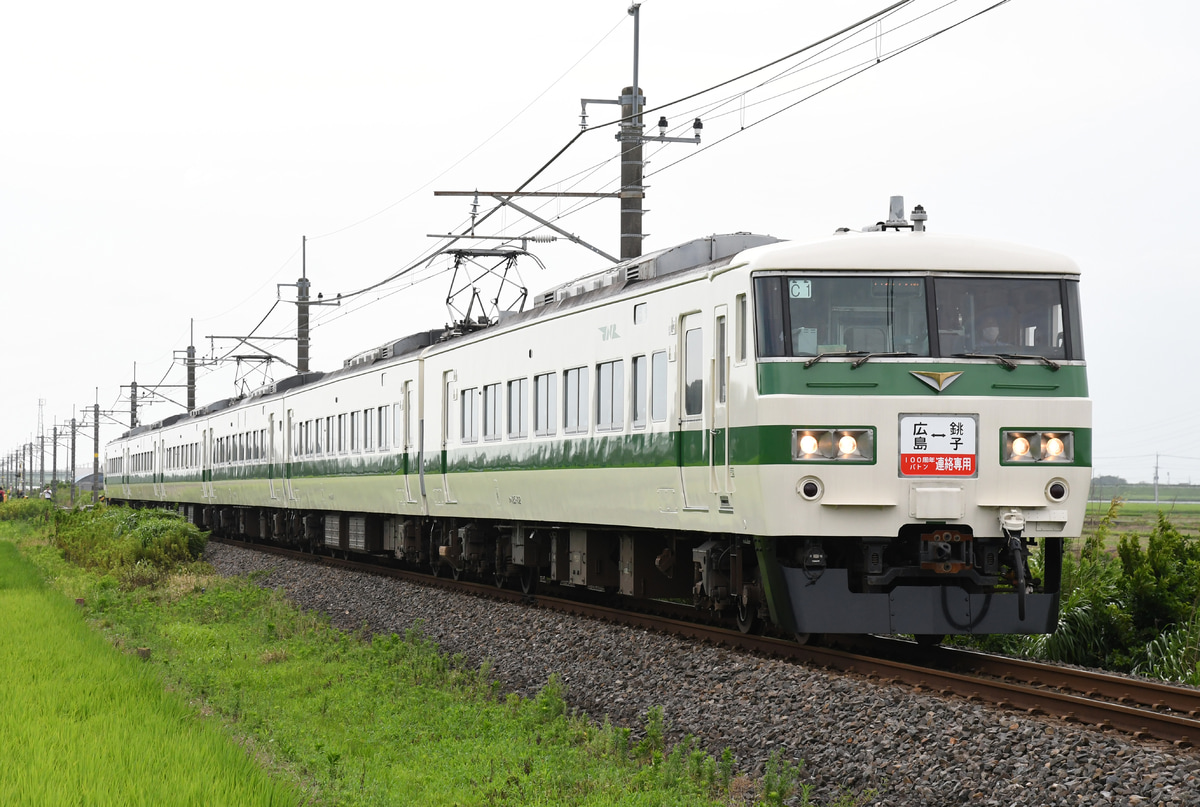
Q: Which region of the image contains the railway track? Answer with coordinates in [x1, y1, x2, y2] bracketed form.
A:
[212, 537, 1200, 749]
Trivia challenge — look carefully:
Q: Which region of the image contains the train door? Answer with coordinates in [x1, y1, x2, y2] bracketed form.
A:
[712, 306, 731, 499]
[284, 409, 296, 501]
[402, 379, 420, 504]
[268, 414, 278, 500]
[440, 370, 457, 504]
[201, 429, 210, 499]
[678, 311, 709, 510]
[122, 446, 131, 498]
[154, 441, 163, 499]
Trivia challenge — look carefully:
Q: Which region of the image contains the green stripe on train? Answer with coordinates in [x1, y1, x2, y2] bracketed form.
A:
[130, 422, 1092, 487]
[757, 362, 1088, 397]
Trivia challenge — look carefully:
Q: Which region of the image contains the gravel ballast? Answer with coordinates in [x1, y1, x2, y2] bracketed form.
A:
[206, 542, 1200, 806]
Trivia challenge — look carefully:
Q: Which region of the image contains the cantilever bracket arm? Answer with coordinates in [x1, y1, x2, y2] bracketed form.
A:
[488, 196, 619, 264]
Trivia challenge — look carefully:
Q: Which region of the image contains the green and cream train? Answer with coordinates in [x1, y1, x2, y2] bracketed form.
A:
[106, 201, 1090, 639]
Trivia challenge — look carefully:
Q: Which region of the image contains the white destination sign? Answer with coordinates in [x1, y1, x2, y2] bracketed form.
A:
[899, 415, 977, 477]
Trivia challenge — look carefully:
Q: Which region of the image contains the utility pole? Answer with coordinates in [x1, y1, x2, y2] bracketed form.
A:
[618, 81, 645, 261]
[38, 398, 45, 489]
[298, 236, 310, 373]
[130, 362, 138, 429]
[93, 401, 100, 504]
[173, 319, 215, 413]
[590, 3, 699, 259]
[70, 417, 77, 506]
[268, 236, 339, 377]
[187, 320, 196, 411]
[52, 425, 58, 490]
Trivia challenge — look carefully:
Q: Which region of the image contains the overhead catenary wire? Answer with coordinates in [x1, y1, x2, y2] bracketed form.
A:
[306, 0, 924, 308]
[466, 0, 1004, 242]
[142, 1, 1018, 403]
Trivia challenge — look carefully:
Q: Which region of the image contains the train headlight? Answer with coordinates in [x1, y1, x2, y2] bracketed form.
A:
[1002, 430, 1074, 464]
[793, 428, 874, 463]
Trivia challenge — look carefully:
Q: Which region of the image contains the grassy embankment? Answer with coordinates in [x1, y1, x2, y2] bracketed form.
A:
[2, 502, 860, 807]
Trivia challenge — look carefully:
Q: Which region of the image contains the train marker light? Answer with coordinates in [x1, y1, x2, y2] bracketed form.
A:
[1002, 430, 1074, 464]
[793, 428, 874, 462]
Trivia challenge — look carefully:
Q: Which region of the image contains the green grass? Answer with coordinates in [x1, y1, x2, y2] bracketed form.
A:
[4, 508, 865, 806]
[0, 540, 296, 806]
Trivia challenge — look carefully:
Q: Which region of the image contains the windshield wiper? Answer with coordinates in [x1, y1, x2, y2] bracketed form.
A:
[851, 351, 917, 368]
[997, 353, 1061, 371]
[804, 351, 867, 368]
[951, 353, 1017, 370]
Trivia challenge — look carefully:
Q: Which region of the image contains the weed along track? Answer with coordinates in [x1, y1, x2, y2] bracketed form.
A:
[208, 537, 1200, 805]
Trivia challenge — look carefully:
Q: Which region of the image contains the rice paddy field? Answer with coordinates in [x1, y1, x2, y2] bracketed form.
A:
[0, 540, 297, 806]
[1084, 500, 1200, 542]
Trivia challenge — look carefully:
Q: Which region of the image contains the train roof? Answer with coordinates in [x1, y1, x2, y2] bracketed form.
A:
[737, 230, 1081, 275]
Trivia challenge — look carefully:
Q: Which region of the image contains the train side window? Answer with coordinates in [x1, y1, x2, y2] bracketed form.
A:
[363, 409, 374, 452]
[404, 383, 415, 450]
[508, 378, 528, 439]
[337, 414, 346, 453]
[716, 314, 727, 404]
[631, 355, 648, 429]
[563, 367, 589, 435]
[483, 383, 501, 441]
[634, 302, 646, 324]
[735, 294, 747, 363]
[596, 359, 624, 432]
[753, 277, 787, 357]
[534, 372, 557, 436]
[350, 411, 360, 452]
[378, 406, 388, 450]
[461, 388, 479, 443]
[650, 351, 667, 422]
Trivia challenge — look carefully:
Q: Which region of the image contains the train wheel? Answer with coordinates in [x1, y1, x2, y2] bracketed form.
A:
[493, 571, 506, 589]
[915, 634, 945, 647]
[735, 601, 758, 634]
[793, 632, 812, 646]
[451, 565, 463, 581]
[519, 567, 538, 595]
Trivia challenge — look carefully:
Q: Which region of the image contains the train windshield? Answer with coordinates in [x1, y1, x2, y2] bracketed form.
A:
[932, 276, 1083, 360]
[754, 275, 1084, 360]
[755, 276, 931, 358]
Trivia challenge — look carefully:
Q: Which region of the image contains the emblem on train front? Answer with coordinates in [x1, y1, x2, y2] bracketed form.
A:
[911, 370, 963, 393]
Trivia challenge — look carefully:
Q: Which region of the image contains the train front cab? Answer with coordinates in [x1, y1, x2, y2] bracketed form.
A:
[744, 236, 1089, 639]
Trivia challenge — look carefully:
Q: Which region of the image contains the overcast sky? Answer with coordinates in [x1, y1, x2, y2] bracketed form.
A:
[3, 0, 1198, 487]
